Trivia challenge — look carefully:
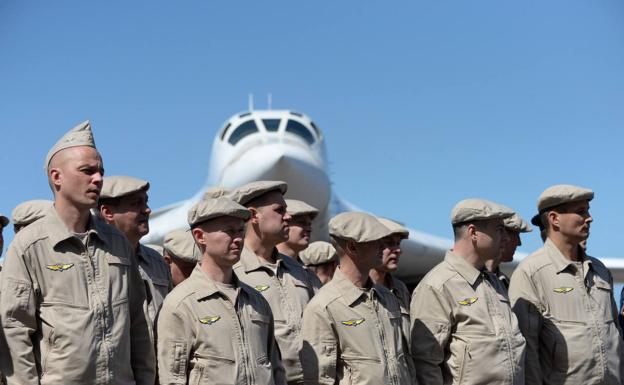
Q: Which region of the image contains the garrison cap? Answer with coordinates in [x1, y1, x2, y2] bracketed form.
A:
[376, 217, 409, 239]
[451, 199, 514, 225]
[299, 241, 338, 266]
[537, 184, 594, 212]
[203, 186, 230, 200]
[163, 229, 201, 263]
[229, 180, 288, 206]
[0, 214, 8, 228]
[329, 212, 393, 243]
[503, 213, 533, 233]
[45, 120, 96, 168]
[187, 197, 250, 227]
[11, 200, 53, 227]
[100, 176, 149, 199]
[286, 199, 319, 218]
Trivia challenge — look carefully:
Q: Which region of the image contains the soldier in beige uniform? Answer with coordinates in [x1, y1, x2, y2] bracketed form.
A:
[0, 121, 154, 384]
[410, 199, 526, 385]
[300, 212, 414, 385]
[163, 229, 201, 287]
[369, 218, 414, 377]
[485, 212, 532, 290]
[509, 185, 623, 385]
[98, 175, 172, 338]
[231, 181, 319, 385]
[299, 241, 338, 285]
[157, 197, 286, 385]
[11, 200, 53, 233]
[277, 199, 319, 262]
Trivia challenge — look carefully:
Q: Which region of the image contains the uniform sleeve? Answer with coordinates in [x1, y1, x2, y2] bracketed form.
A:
[409, 282, 452, 385]
[156, 303, 193, 385]
[300, 303, 337, 385]
[509, 266, 544, 385]
[127, 247, 157, 385]
[0, 241, 40, 384]
[267, 307, 287, 385]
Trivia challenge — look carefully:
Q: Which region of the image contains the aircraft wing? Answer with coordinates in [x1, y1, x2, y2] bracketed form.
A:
[143, 199, 197, 245]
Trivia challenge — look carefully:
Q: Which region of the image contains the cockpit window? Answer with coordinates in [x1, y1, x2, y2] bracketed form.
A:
[310, 121, 322, 138]
[228, 120, 259, 145]
[220, 123, 232, 141]
[285, 120, 315, 145]
[263, 119, 280, 132]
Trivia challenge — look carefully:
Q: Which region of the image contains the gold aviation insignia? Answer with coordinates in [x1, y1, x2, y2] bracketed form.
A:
[553, 287, 574, 294]
[199, 316, 221, 325]
[45, 263, 74, 272]
[254, 284, 270, 292]
[458, 297, 478, 306]
[341, 318, 365, 327]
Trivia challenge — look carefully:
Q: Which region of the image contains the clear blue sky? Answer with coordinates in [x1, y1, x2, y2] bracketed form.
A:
[1, 0, 623, 262]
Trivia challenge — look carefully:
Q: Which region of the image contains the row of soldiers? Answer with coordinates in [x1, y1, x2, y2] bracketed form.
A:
[0, 120, 622, 385]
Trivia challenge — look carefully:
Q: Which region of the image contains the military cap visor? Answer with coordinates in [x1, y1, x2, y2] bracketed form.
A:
[537, 184, 594, 212]
[503, 213, 532, 233]
[451, 199, 514, 225]
[376, 217, 409, 238]
[188, 197, 251, 227]
[229, 180, 288, 206]
[329, 212, 393, 243]
[99, 176, 150, 200]
[286, 199, 319, 219]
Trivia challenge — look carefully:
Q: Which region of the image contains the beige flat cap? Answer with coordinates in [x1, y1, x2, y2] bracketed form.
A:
[163, 229, 201, 263]
[12, 200, 53, 227]
[229, 180, 287, 206]
[329, 212, 393, 242]
[188, 197, 250, 227]
[451, 198, 514, 225]
[286, 199, 319, 218]
[300, 241, 338, 266]
[503, 213, 533, 233]
[0, 214, 8, 228]
[45, 120, 96, 168]
[100, 176, 149, 199]
[376, 217, 409, 239]
[537, 184, 594, 212]
[203, 186, 230, 200]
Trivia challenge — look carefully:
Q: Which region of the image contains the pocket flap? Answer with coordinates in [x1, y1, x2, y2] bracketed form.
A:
[106, 255, 131, 266]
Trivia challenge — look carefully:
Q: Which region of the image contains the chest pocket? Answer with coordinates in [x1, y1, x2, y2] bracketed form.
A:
[106, 254, 130, 304]
[592, 278, 615, 321]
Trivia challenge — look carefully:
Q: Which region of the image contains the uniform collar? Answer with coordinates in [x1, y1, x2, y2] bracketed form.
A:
[544, 238, 592, 275]
[239, 246, 289, 274]
[46, 207, 107, 247]
[191, 264, 240, 300]
[332, 268, 375, 306]
[445, 250, 482, 286]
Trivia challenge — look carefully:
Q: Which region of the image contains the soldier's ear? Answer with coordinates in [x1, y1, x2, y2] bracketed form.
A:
[248, 207, 260, 224]
[99, 205, 115, 223]
[191, 227, 205, 246]
[466, 223, 478, 241]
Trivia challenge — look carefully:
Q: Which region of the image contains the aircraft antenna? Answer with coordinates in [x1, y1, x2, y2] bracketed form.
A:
[267, 93, 272, 110]
[248, 93, 254, 111]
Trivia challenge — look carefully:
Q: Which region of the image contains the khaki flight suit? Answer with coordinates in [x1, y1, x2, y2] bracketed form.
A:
[410, 251, 526, 385]
[300, 268, 414, 385]
[0, 209, 155, 385]
[509, 238, 623, 385]
[233, 247, 320, 384]
[156, 265, 287, 385]
[386, 275, 415, 378]
[136, 244, 172, 341]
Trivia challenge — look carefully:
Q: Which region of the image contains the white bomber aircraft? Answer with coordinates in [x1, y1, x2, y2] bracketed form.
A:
[143, 109, 624, 284]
